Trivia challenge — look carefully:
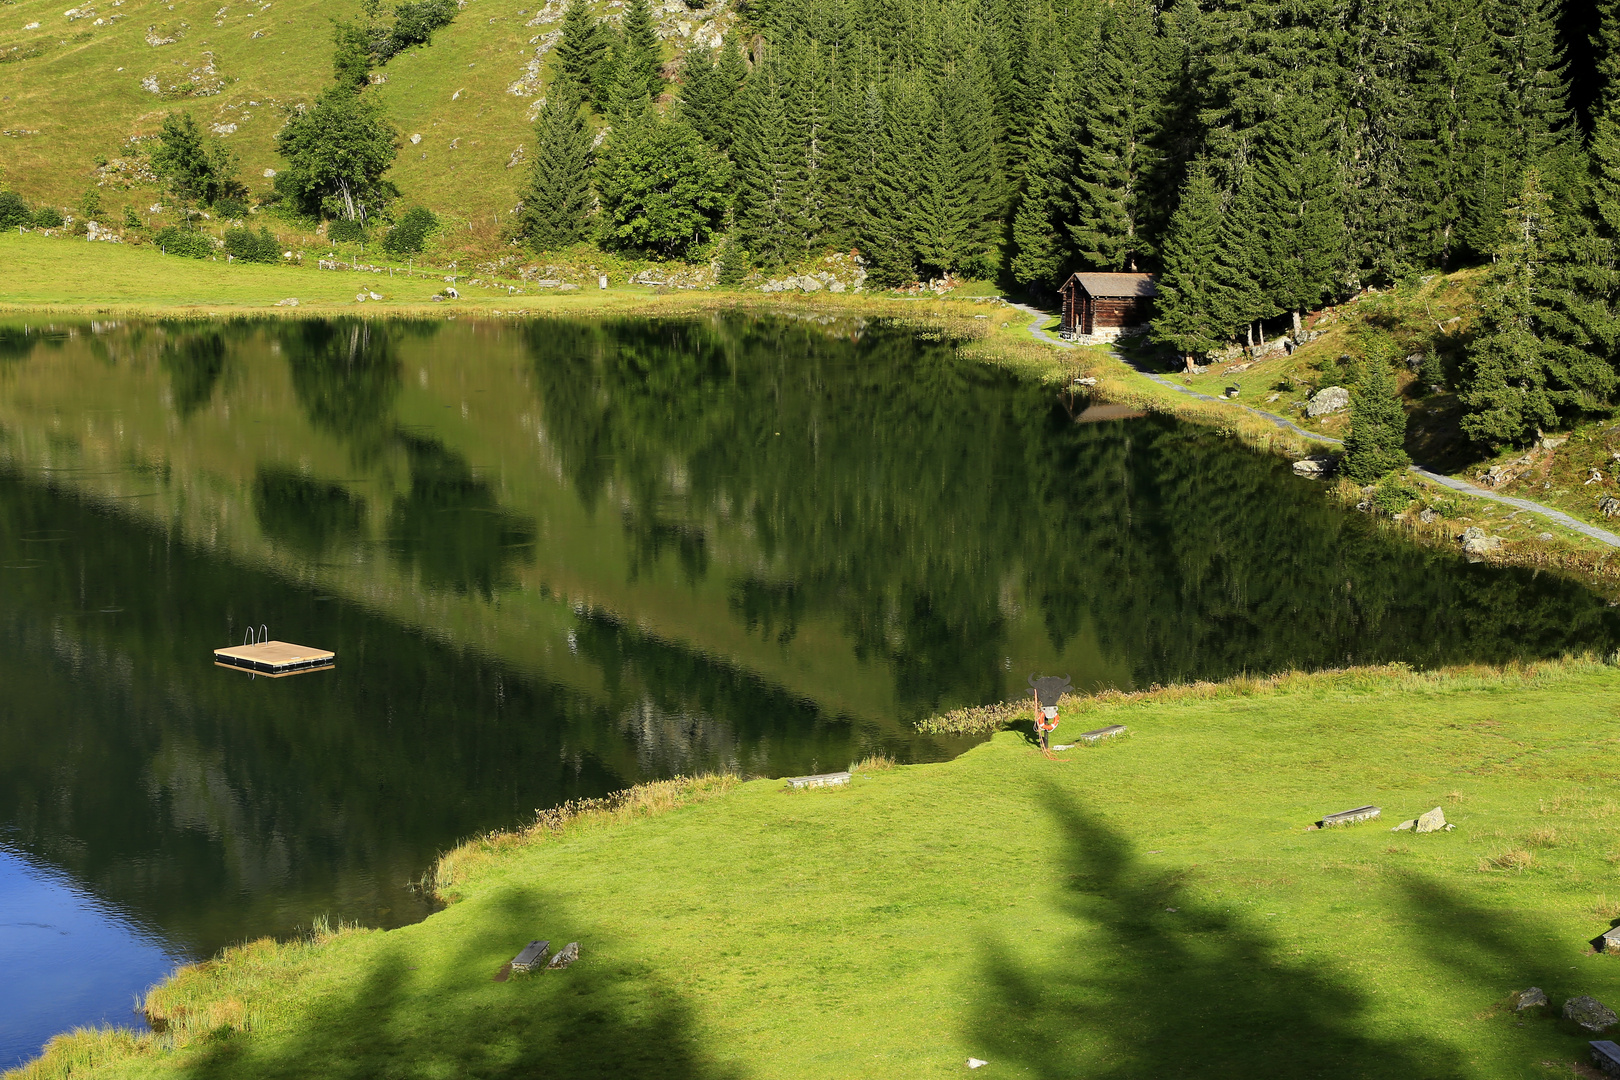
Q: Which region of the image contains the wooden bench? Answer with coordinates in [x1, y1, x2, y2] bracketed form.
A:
[785, 772, 850, 789]
[1591, 1040, 1620, 1078]
[1317, 805, 1381, 828]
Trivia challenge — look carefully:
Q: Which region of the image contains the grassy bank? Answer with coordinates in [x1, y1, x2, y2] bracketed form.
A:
[14, 660, 1620, 1078]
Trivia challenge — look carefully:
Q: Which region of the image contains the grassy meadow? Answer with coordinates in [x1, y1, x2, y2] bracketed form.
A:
[13, 661, 1620, 1079]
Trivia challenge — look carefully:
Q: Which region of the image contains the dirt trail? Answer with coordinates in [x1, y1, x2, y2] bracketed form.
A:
[1012, 303, 1620, 548]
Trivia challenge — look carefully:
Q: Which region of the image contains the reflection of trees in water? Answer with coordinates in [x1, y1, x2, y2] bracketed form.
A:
[253, 465, 368, 556]
[281, 319, 405, 461]
[0, 325, 38, 363]
[157, 322, 229, 419]
[386, 435, 537, 599]
[529, 315, 1620, 715]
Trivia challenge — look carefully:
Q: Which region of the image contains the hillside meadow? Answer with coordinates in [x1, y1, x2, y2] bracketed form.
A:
[11, 662, 1620, 1079]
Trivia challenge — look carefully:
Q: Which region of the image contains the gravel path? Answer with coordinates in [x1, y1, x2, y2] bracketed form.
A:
[1011, 303, 1620, 548]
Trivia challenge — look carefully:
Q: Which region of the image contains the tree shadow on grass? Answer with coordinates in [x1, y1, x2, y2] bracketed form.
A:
[171, 887, 736, 1080]
[972, 792, 1466, 1079]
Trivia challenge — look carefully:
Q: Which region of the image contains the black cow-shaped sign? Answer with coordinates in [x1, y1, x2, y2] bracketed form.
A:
[1028, 674, 1071, 707]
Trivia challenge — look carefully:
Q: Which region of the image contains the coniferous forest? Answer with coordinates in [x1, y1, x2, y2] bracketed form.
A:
[504, 0, 1620, 447]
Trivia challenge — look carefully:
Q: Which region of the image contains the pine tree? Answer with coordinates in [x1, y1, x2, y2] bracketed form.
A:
[1010, 68, 1079, 291]
[678, 38, 747, 152]
[519, 80, 594, 250]
[1408, 0, 1494, 266]
[1151, 160, 1225, 368]
[617, 0, 664, 103]
[1460, 170, 1570, 446]
[1341, 0, 1422, 285]
[1255, 96, 1345, 329]
[732, 60, 800, 267]
[1341, 359, 1410, 482]
[556, 0, 609, 108]
[1460, 0, 1573, 256]
[1066, 0, 1164, 272]
[1209, 162, 1268, 344]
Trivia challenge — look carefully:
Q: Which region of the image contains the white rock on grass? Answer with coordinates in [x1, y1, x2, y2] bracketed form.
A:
[1306, 386, 1350, 418]
[1414, 806, 1451, 833]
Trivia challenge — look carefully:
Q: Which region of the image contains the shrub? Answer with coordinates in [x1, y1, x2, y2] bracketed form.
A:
[387, 0, 457, 54]
[123, 206, 143, 229]
[0, 190, 29, 229]
[223, 226, 280, 263]
[152, 225, 214, 258]
[382, 206, 437, 256]
[31, 206, 64, 229]
[1368, 471, 1420, 515]
[327, 218, 367, 243]
[213, 196, 248, 220]
[79, 187, 103, 220]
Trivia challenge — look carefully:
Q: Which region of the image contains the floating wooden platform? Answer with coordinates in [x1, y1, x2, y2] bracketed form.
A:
[785, 771, 850, 789]
[213, 640, 335, 677]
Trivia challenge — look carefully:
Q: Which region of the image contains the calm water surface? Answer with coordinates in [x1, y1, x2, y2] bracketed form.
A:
[2, 314, 1617, 1064]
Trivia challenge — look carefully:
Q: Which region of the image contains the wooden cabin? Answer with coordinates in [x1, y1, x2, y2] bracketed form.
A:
[1059, 272, 1158, 340]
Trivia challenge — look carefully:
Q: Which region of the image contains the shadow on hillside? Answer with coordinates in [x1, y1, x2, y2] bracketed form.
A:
[168, 887, 736, 1080]
[970, 792, 1474, 1078]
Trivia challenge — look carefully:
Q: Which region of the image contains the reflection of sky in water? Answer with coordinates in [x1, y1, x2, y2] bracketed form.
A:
[0, 847, 181, 1069]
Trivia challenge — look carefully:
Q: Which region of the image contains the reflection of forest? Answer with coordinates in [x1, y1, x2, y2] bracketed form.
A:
[2, 313, 1620, 963]
[526, 314, 1620, 691]
[0, 471, 865, 957]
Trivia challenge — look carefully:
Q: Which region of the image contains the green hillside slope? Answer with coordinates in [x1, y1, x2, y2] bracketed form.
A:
[0, 0, 734, 228]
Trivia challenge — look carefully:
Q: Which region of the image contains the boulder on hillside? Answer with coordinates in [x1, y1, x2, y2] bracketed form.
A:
[1306, 386, 1350, 417]
[1512, 987, 1548, 1011]
[1414, 806, 1452, 833]
[1566, 995, 1619, 1032]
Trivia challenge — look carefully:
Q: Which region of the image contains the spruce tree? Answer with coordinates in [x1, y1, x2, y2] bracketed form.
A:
[1408, 0, 1494, 266]
[1209, 163, 1268, 345]
[1066, 0, 1164, 272]
[556, 0, 609, 108]
[678, 41, 747, 152]
[1152, 160, 1225, 368]
[1460, 170, 1567, 446]
[1341, 0, 1422, 285]
[519, 80, 594, 250]
[617, 0, 664, 103]
[1256, 97, 1345, 330]
[732, 60, 800, 267]
[1342, 360, 1410, 482]
[1010, 68, 1079, 291]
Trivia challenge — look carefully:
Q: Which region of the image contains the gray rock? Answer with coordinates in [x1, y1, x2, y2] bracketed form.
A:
[1538, 532, 1554, 542]
[798, 275, 822, 292]
[1566, 995, 1619, 1032]
[1462, 534, 1502, 558]
[1391, 818, 1416, 831]
[1512, 987, 1548, 1011]
[1306, 386, 1350, 418]
[1406, 353, 1425, 372]
[1293, 458, 1328, 478]
[1414, 806, 1450, 833]
[1601, 497, 1620, 519]
[1418, 509, 1437, 524]
[546, 941, 580, 969]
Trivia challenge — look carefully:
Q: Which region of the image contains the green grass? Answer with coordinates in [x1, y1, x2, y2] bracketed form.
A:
[0, 0, 731, 248]
[17, 661, 1620, 1079]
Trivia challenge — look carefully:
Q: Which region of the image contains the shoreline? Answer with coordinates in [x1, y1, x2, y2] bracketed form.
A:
[12, 656, 1620, 1079]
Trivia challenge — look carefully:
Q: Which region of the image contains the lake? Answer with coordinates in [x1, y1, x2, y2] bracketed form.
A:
[2, 313, 1616, 1066]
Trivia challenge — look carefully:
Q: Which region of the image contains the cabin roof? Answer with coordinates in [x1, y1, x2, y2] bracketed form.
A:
[1066, 272, 1158, 298]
